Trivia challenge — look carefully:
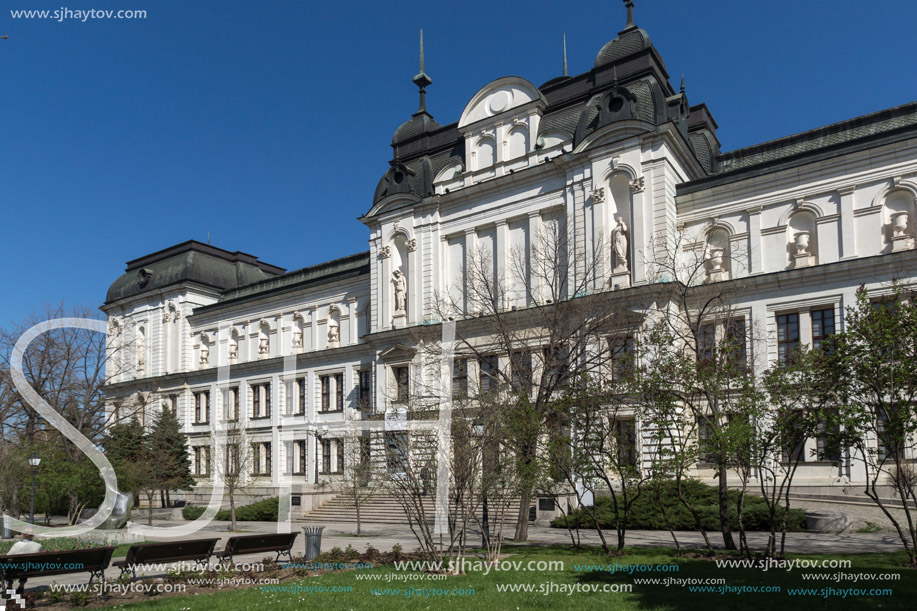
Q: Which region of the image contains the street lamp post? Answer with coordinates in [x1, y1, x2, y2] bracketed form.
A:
[28, 453, 41, 524]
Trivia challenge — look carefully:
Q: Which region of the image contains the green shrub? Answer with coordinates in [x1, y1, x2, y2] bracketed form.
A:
[551, 480, 807, 532]
[182, 497, 279, 522]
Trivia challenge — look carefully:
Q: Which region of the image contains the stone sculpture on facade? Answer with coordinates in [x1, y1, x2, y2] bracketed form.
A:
[293, 329, 304, 349]
[259, 337, 270, 355]
[135, 329, 145, 371]
[328, 324, 340, 347]
[229, 341, 239, 362]
[392, 269, 407, 313]
[611, 217, 629, 273]
[199, 342, 209, 366]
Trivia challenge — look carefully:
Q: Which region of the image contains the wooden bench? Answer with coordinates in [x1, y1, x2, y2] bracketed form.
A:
[0, 546, 115, 594]
[112, 538, 220, 580]
[215, 532, 298, 564]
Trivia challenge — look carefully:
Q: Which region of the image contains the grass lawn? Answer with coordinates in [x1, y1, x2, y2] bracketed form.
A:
[107, 545, 914, 610]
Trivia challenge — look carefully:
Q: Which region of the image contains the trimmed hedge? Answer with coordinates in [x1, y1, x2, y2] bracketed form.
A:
[182, 497, 279, 522]
[551, 480, 807, 532]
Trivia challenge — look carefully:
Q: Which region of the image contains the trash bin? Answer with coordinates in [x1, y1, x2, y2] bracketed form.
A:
[303, 526, 325, 561]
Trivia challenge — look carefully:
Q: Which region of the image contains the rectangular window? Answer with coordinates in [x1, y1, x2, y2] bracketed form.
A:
[609, 335, 636, 381]
[699, 323, 716, 364]
[289, 440, 306, 475]
[511, 351, 533, 393]
[815, 419, 840, 462]
[614, 418, 638, 466]
[394, 366, 410, 403]
[724, 319, 747, 369]
[479, 355, 499, 395]
[194, 391, 209, 424]
[452, 358, 468, 399]
[193, 446, 211, 476]
[877, 405, 905, 461]
[252, 383, 271, 419]
[542, 346, 569, 387]
[321, 376, 331, 412]
[781, 410, 807, 463]
[295, 378, 306, 415]
[226, 387, 240, 422]
[811, 308, 836, 350]
[777, 312, 800, 365]
[335, 373, 345, 411]
[336, 439, 345, 473]
[696, 416, 716, 463]
[225, 445, 239, 476]
[321, 439, 332, 474]
[359, 370, 372, 409]
[252, 442, 271, 476]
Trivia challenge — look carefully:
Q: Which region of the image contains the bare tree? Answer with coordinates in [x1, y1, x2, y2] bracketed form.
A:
[213, 414, 252, 531]
[336, 427, 381, 536]
[434, 225, 634, 541]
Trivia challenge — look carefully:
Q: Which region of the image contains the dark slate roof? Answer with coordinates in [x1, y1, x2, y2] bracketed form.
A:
[105, 241, 285, 305]
[199, 251, 371, 310]
[680, 101, 917, 194]
[537, 103, 581, 138]
[392, 111, 442, 145]
[718, 102, 917, 173]
[595, 27, 656, 68]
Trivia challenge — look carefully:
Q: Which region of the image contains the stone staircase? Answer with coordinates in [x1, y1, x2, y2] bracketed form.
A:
[301, 491, 528, 525]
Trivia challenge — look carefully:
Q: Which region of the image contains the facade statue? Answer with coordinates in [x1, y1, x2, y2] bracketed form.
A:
[293, 329, 304, 349]
[259, 337, 270, 355]
[392, 268, 407, 313]
[136, 329, 145, 370]
[228, 341, 239, 361]
[611, 216, 629, 272]
[199, 343, 210, 366]
[328, 324, 340, 345]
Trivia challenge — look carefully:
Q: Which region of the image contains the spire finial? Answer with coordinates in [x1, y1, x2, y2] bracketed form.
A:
[680, 74, 685, 95]
[612, 65, 619, 86]
[563, 33, 568, 77]
[623, 0, 635, 29]
[412, 29, 432, 114]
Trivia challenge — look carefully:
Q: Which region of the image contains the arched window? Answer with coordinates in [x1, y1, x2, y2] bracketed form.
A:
[476, 138, 495, 169]
[507, 127, 528, 160]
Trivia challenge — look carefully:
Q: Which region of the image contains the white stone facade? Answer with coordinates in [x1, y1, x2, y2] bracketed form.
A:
[101, 15, 917, 511]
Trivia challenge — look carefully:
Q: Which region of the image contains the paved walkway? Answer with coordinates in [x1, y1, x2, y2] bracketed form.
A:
[4, 520, 905, 594]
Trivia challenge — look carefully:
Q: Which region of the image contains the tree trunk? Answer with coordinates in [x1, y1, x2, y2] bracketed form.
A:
[718, 464, 736, 550]
[514, 485, 532, 541]
[356, 499, 362, 537]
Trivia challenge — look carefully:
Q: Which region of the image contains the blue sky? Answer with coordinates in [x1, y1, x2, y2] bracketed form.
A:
[1, 0, 915, 326]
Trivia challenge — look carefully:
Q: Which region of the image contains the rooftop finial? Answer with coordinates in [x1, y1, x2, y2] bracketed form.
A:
[412, 29, 432, 114]
[680, 74, 685, 95]
[612, 65, 619, 86]
[624, 0, 635, 29]
[563, 33, 568, 77]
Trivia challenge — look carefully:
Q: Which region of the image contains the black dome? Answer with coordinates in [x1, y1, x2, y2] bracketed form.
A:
[595, 27, 653, 68]
[392, 112, 441, 145]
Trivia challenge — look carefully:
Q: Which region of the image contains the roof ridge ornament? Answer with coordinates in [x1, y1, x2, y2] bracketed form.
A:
[563, 33, 568, 77]
[412, 29, 433, 115]
[680, 74, 686, 95]
[624, 0, 635, 30]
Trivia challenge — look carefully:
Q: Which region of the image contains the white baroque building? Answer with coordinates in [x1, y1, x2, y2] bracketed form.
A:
[102, 7, 917, 516]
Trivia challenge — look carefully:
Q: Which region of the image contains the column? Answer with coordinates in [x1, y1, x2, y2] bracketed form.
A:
[838, 186, 856, 259]
[748, 207, 763, 274]
[348, 297, 358, 344]
[527, 212, 542, 305]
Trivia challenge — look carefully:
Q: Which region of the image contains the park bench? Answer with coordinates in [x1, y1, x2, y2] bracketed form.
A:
[0, 546, 115, 594]
[113, 538, 220, 579]
[215, 532, 299, 564]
